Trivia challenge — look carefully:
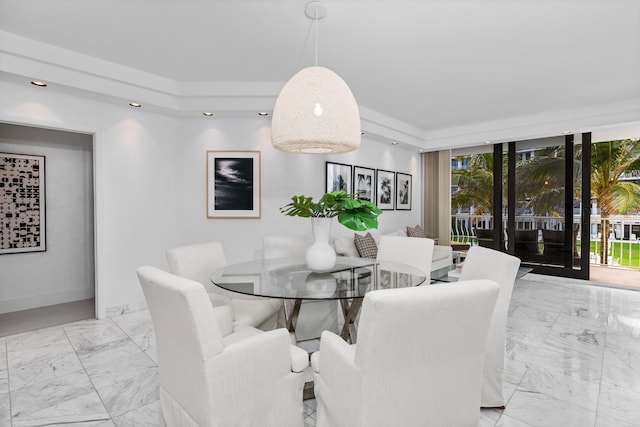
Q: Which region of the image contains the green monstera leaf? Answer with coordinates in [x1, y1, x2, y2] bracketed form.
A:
[280, 190, 382, 231]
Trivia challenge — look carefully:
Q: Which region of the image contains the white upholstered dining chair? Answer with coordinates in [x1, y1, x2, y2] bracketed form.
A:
[311, 279, 500, 427]
[137, 266, 308, 427]
[166, 241, 282, 331]
[459, 245, 521, 408]
[376, 235, 435, 276]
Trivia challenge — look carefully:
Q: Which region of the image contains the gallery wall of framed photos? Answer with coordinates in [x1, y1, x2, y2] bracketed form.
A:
[325, 161, 412, 211]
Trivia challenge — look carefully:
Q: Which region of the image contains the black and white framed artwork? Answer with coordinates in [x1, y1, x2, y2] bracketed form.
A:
[207, 150, 261, 218]
[376, 169, 395, 210]
[0, 152, 46, 254]
[326, 162, 352, 194]
[353, 166, 375, 202]
[396, 172, 412, 210]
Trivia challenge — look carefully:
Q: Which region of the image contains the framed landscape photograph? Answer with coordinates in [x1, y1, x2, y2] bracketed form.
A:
[0, 152, 47, 255]
[207, 150, 261, 218]
[376, 169, 395, 210]
[326, 162, 352, 194]
[353, 166, 375, 202]
[396, 172, 412, 210]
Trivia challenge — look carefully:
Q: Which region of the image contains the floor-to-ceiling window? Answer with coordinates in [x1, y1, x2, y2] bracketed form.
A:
[450, 145, 496, 247]
[507, 135, 590, 278]
[452, 134, 591, 279]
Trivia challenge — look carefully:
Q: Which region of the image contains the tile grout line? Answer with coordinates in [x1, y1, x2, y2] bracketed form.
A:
[110, 313, 158, 367]
[63, 319, 116, 426]
[544, 286, 608, 425]
[108, 313, 161, 421]
[592, 295, 611, 427]
[3, 339, 13, 427]
[547, 287, 604, 424]
[500, 282, 592, 426]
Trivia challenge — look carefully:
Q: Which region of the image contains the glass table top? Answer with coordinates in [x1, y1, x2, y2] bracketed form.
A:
[431, 265, 533, 283]
[211, 256, 427, 300]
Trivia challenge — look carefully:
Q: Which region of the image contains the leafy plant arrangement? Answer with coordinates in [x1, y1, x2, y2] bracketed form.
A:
[280, 190, 382, 231]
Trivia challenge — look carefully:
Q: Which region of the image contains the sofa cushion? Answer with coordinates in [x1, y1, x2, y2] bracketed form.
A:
[334, 227, 453, 272]
[386, 228, 408, 237]
[407, 224, 427, 238]
[354, 232, 378, 259]
[335, 229, 381, 258]
[334, 235, 359, 258]
[432, 245, 451, 262]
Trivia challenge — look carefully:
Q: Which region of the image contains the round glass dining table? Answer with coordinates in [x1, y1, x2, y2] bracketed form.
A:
[211, 256, 427, 343]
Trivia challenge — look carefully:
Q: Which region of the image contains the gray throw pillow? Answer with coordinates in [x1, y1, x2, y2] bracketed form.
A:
[406, 224, 427, 238]
[354, 232, 378, 259]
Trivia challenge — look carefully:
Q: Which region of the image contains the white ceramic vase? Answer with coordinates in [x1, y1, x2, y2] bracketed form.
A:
[306, 217, 337, 271]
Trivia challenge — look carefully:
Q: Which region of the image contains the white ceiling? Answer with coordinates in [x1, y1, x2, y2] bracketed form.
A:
[1, 0, 639, 151]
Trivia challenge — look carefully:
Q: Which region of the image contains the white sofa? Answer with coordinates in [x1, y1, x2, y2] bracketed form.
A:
[333, 228, 453, 273]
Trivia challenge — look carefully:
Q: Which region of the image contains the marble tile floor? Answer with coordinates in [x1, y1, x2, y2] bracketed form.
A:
[1, 274, 639, 426]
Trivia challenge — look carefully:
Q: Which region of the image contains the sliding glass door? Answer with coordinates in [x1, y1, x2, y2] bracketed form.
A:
[505, 135, 590, 278]
[451, 134, 591, 279]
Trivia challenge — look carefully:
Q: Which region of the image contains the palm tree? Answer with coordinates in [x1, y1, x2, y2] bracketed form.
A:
[452, 140, 640, 266]
[515, 145, 584, 258]
[451, 153, 495, 215]
[591, 139, 640, 264]
[515, 146, 579, 218]
[451, 153, 498, 243]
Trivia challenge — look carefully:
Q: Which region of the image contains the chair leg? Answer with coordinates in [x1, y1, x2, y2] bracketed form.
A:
[303, 381, 315, 400]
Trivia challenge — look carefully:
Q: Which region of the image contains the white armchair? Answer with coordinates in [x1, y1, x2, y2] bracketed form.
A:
[459, 245, 521, 408]
[311, 280, 500, 427]
[376, 235, 435, 276]
[166, 241, 282, 331]
[137, 266, 308, 427]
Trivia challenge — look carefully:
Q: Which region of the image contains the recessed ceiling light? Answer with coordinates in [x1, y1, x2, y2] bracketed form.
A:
[562, 130, 571, 134]
[391, 141, 399, 145]
[203, 112, 214, 117]
[418, 149, 424, 153]
[30, 81, 47, 87]
[129, 102, 142, 108]
[484, 140, 492, 144]
[258, 112, 269, 116]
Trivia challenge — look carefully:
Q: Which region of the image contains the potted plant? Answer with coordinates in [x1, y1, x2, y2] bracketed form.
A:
[280, 191, 382, 270]
[280, 190, 382, 230]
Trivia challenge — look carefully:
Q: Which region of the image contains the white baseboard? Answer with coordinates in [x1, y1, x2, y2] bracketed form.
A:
[0, 288, 95, 315]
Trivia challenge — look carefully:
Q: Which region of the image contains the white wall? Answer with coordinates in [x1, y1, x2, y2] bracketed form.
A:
[0, 81, 422, 317]
[0, 124, 94, 314]
[1, 81, 183, 317]
[178, 118, 423, 263]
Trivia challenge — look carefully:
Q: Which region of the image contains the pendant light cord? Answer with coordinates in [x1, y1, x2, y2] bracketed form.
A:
[314, 10, 318, 66]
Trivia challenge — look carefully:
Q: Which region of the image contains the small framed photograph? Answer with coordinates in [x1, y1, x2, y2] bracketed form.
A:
[326, 162, 352, 193]
[376, 169, 395, 210]
[207, 150, 261, 218]
[396, 172, 412, 210]
[353, 166, 375, 202]
[0, 152, 47, 254]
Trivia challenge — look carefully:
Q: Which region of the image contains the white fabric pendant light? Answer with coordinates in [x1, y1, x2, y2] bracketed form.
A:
[271, 1, 361, 154]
